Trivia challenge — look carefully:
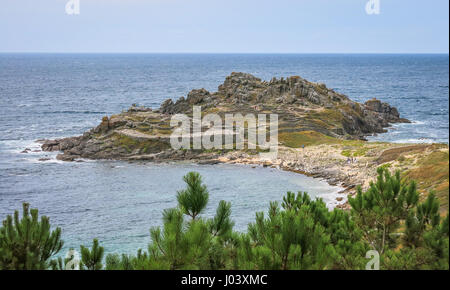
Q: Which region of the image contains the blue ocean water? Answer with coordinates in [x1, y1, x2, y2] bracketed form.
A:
[0, 54, 448, 255]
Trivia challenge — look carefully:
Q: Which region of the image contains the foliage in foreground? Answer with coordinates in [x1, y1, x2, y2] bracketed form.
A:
[0, 203, 63, 270]
[0, 168, 448, 270]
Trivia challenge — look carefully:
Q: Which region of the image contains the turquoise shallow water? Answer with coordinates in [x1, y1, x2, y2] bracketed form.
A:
[0, 53, 448, 255]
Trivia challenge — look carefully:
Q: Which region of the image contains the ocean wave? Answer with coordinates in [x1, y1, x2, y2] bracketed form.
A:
[17, 103, 32, 107]
[0, 139, 42, 152]
[23, 156, 64, 164]
[391, 138, 435, 144]
[40, 111, 107, 115]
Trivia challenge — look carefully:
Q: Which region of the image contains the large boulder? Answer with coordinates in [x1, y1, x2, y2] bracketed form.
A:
[364, 98, 409, 123]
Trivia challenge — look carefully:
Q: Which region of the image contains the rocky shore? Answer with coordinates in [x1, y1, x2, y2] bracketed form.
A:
[37, 73, 449, 210]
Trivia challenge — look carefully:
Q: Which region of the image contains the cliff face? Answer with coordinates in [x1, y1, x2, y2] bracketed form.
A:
[41, 72, 409, 161]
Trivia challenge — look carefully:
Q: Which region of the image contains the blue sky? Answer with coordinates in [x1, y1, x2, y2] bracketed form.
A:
[0, 0, 448, 53]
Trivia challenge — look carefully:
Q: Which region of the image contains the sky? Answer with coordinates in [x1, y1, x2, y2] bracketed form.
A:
[0, 0, 448, 53]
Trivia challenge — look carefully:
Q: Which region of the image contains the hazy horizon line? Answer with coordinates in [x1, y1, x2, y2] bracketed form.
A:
[1, 51, 449, 55]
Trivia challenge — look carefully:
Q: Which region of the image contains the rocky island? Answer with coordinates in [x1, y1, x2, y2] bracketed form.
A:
[39, 73, 449, 211]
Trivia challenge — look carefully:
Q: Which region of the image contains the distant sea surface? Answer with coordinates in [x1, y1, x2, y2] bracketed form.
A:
[0, 54, 448, 255]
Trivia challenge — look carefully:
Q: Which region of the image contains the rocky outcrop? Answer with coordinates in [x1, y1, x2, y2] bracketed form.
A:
[160, 73, 406, 136]
[40, 72, 409, 162]
[363, 98, 410, 124]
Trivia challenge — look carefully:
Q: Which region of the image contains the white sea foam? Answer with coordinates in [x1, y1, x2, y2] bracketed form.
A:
[392, 138, 434, 144]
[0, 139, 42, 154]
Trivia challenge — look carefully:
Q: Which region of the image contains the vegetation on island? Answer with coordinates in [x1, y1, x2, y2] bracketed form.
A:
[278, 131, 449, 213]
[1, 168, 448, 270]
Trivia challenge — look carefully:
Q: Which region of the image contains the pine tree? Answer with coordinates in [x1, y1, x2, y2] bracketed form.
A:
[348, 167, 419, 254]
[207, 200, 236, 269]
[176, 172, 209, 220]
[147, 172, 237, 270]
[382, 206, 448, 271]
[105, 253, 135, 270]
[326, 208, 368, 269]
[0, 203, 63, 270]
[209, 200, 234, 238]
[424, 213, 449, 269]
[149, 208, 211, 269]
[403, 192, 441, 247]
[80, 239, 104, 270]
[243, 193, 334, 270]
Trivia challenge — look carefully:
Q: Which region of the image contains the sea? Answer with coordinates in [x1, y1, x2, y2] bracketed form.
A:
[0, 53, 448, 255]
